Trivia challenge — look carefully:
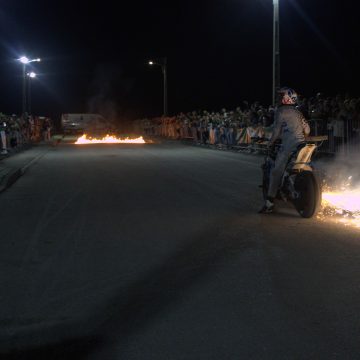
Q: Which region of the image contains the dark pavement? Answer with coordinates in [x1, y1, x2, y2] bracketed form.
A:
[1, 141, 360, 359]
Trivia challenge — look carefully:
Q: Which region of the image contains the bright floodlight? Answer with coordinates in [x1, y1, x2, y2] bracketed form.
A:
[273, 0, 279, 3]
[27, 72, 36, 78]
[19, 56, 41, 64]
[148, 61, 154, 65]
[19, 56, 29, 64]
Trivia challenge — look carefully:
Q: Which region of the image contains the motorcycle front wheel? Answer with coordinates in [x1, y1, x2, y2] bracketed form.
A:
[293, 171, 322, 218]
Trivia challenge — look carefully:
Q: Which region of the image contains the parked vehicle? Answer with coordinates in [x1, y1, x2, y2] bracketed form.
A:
[61, 113, 113, 134]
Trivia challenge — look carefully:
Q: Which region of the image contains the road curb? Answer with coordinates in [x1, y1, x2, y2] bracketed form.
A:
[0, 169, 22, 193]
[0, 150, 48, 194]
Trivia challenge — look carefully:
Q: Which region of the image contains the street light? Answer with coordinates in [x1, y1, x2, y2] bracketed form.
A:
[148, 57, 168, 117]
[18, 56, 41, 117]
[27, 72, 36, 115]
[273, 0, 280, 106]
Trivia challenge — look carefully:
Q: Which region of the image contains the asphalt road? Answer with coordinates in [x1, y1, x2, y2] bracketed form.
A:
[1, 141, 360, 359]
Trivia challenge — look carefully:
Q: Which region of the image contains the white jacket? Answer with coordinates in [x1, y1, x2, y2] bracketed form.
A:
[270, 105, 310, 150]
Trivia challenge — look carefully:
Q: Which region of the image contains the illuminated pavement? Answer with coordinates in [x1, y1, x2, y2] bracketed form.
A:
[1, 141, 360, 359]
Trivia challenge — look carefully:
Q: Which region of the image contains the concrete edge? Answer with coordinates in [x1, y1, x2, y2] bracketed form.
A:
[0, 150, 48, 194]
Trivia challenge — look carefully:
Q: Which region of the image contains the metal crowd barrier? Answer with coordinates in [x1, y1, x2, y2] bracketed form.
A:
[309, 117, 360, 155]
[139, 117, 359, 157]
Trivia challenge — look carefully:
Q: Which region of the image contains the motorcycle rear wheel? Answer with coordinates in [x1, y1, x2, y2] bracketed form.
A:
[293, 171, 321, 218]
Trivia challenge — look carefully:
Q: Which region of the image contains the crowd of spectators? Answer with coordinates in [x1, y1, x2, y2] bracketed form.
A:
[134, 93, 360, 154]
[0, 113, 52, 155]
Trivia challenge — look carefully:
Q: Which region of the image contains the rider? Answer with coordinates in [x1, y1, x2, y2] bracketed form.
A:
[259, 87, 310, 214]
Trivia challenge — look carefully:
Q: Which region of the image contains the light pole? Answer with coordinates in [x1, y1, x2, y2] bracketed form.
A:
[148, 57, 168, 117]
[27, 72, 36, 115]
[273, 0, 280, 106]
[18, 56, 41, 118]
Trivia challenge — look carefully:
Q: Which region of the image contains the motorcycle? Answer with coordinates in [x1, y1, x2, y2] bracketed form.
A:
[261, 136, 326, 218]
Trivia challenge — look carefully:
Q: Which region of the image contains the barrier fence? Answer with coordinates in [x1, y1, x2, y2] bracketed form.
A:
[0, 114, 52, 155]
[135, 116, 360, 156]
[309, 118, 360, 155]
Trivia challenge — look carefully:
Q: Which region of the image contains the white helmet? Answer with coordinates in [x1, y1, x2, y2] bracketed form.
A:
[278, 87, 298, 105]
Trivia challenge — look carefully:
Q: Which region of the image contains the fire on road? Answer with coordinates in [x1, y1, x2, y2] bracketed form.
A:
[320, 176, 360, 228]
[75, 134, 146, 144]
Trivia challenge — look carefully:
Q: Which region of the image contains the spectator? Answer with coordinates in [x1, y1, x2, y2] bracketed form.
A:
[0, 116, 8, 155]
[132, 91, 360, 156]
[42, 118, 51, 141]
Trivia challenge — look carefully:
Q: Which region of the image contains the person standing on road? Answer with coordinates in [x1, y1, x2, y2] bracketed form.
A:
[0, 118, 8, 155]
[259, 87, 310, 214]
[42, 118, 51, 141]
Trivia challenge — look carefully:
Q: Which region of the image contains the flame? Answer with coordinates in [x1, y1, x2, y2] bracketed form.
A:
[75, 134, 146, 144]
[322, 191, 360, 214]
[320, 177, 360, 228]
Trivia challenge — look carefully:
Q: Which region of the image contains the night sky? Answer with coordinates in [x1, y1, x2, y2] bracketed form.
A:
[0, 0, 359, 123]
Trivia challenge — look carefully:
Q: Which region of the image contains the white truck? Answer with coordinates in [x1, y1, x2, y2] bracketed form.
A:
[61, 113, 113, 134]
